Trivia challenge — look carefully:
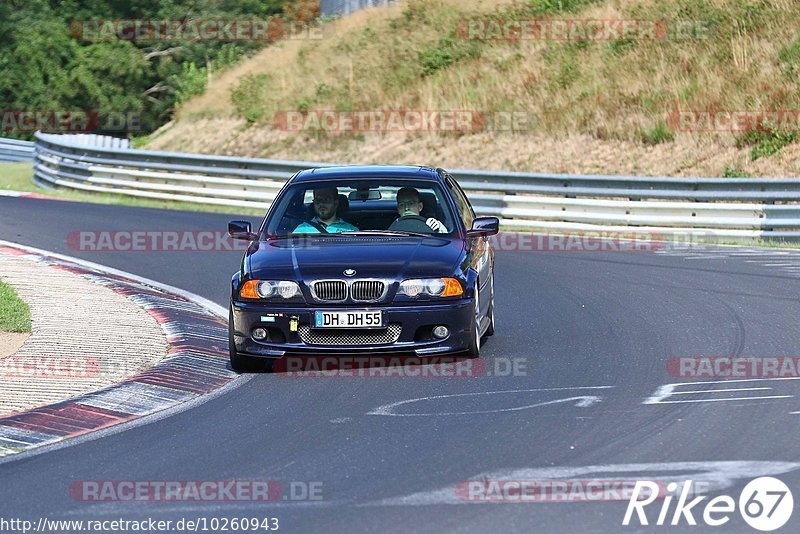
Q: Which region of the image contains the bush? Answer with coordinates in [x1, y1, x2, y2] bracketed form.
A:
[231, 74, 272, 123]
[737, 121, 798, 160]
[750, 130, 797, 160]
[171, 62, 208, 104]
[642, 121, 675, 145]
[418, 35, 482, 76]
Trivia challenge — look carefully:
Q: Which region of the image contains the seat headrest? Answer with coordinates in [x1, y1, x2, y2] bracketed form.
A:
[337, 194, 349, 215]
[419, 192, 440, 219]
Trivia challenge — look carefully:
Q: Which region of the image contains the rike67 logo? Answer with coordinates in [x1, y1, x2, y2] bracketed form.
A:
[623, 477, 793, 531]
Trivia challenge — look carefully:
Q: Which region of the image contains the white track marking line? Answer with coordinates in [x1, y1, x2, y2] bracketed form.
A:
[666, 377, 800, 386]
[0, 240, 226, 316]
[0, 240, 251, 466]
[367, 386, 612, 417]
[646, 395, 793, 404]
[644, 377, 800, 405]
[670, 387, 773, 394]
[681, 255, 731, 260]
[0, 190, 25, 197]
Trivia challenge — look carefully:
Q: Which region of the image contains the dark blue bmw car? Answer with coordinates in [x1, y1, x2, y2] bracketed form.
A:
[227, 165, 498, 371]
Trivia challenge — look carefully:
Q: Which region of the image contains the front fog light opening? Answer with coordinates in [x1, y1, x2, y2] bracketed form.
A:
[252, 327, 269, 341]
[432, 326, 449, 339]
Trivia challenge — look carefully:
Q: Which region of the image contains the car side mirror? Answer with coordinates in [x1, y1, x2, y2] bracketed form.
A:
[228, 220, 257, 241]
[466, 216, 499, 238]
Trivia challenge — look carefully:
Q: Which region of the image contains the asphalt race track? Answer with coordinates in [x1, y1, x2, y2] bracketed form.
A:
[2, 195, 800, 532]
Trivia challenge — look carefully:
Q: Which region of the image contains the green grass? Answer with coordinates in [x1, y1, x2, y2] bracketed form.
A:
[0, 162, 264, 216]
[418, 34, 482, 76]
[722, 164, 752, 178]
[0, 280, 31, 333]
[642, 121, 676, 145]
[750, 130, 797, 161]
[735, 120, 799, 161]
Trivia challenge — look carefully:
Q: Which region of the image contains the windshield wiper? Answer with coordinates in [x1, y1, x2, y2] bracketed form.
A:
[341, 230, 433, 238]
[265, 233, 337, 239]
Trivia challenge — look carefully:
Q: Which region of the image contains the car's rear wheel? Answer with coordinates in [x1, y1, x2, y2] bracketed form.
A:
[229, 307, 264, 373]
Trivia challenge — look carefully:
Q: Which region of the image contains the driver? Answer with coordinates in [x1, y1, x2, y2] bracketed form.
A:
[293, 187, 358, 234]
[388, 187, 448, 233]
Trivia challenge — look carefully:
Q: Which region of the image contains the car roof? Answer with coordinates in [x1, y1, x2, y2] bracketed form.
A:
[290, 165, 443, 184]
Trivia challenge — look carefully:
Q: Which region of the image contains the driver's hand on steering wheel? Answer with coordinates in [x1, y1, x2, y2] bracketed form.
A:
[426, 217, 447, 233]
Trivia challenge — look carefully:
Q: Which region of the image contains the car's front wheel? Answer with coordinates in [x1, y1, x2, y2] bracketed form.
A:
[229, 307, 264, 372]
[465, 283, 482, 358]
[484, 272, 495, 337]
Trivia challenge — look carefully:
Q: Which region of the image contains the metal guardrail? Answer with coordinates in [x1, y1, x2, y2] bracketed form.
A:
[0, 138, 35, 163]
[18, 132, 800, 239]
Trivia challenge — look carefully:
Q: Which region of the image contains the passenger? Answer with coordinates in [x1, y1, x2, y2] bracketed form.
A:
[293, 188, 358, 234]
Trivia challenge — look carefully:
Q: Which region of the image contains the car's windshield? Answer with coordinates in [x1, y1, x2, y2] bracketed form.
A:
[262, 179, 458, 237]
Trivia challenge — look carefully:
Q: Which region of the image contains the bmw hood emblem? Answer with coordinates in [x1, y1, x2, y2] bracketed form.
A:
[344, 268, 356, 277]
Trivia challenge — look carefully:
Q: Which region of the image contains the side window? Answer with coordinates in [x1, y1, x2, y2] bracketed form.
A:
[446, 176, 474, 229]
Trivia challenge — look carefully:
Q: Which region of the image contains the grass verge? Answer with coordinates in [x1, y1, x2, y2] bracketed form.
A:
[0, 280, 31, 333]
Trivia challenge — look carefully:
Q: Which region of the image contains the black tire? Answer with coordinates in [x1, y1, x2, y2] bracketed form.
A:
[465, 282, 481, 358]
[484, 273, 495, 337]
[229, 307, 264, 373]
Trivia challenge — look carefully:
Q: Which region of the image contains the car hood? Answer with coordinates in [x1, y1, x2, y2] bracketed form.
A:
[246, 235, 464, 281]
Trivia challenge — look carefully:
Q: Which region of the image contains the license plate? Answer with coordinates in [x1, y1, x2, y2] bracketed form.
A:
[314, 310, 383, 329]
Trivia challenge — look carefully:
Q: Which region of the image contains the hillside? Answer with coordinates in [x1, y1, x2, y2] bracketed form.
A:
[146, 0, 800, 177]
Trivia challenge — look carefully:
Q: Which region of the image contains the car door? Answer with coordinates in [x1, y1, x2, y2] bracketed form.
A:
[446, 174, 492, 319]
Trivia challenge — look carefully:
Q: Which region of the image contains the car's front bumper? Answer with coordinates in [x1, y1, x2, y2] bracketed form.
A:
[231, 299, 474, 358]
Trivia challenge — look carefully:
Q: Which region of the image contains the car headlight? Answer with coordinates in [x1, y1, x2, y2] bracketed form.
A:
[240, 280, 302, 300]
[398, 278, 463, 298]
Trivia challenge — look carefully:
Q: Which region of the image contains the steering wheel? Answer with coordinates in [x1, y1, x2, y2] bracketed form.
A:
[389, 214, 433, 233]
[397, 214, 427, 222]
